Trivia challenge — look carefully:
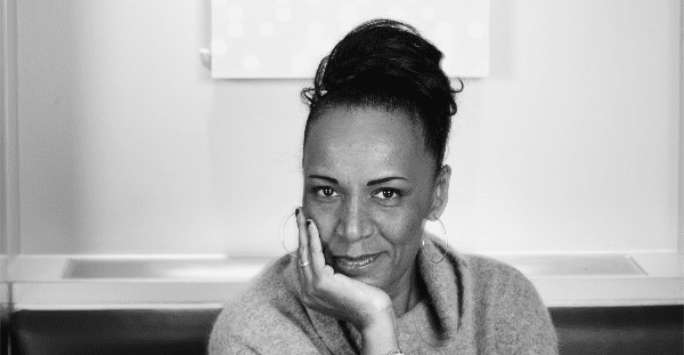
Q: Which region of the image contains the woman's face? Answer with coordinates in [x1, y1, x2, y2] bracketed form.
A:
[302, 105, 450, 297]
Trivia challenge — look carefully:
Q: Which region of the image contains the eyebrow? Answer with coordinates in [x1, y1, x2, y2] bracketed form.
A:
[307, 175, 408, 186]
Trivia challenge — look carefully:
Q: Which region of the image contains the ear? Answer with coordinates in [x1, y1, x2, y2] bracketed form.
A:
[427, 164, 451, 220]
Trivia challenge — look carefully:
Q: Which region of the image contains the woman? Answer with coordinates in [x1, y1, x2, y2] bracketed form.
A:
[209, 19, 558, 354]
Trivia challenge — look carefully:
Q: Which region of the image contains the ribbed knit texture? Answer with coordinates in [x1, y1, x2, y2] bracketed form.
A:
[208, 237, 558, 354]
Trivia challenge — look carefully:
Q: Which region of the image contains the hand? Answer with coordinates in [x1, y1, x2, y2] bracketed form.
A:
[295, 208, 397, 334]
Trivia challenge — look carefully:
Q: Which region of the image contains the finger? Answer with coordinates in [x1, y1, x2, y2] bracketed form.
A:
[295, 208, 313, 280]
[296, 208, 308, 263]
[306, 219, 326, 274]
[296, 252, 311, 297]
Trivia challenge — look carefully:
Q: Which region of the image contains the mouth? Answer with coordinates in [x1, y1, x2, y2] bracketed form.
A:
[331, 253, 382, 275]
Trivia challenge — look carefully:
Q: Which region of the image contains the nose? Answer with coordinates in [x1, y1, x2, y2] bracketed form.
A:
[334, 196, 373, 242]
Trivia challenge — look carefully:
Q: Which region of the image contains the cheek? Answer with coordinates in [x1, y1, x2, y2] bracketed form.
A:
[302, 199, 338, 243]
[303, 194, 429, 247]
[374, 208, 425, 246]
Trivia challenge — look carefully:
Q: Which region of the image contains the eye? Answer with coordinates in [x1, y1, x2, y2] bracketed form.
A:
[314, 186, 339, 199]
[373, 188, 400, 200]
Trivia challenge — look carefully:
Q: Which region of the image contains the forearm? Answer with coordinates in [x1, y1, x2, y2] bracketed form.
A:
[360, 310, 401, 355]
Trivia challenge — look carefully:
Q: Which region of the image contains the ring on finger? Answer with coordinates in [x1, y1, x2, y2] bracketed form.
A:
[298, 260, 310, 268]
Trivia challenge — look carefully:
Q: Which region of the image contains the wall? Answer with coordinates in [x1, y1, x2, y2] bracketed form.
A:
[2, 0, 19, 259]
[680, 0, 684, 253]
[12, 0, 682, 255]
[1, 0, 6, 256]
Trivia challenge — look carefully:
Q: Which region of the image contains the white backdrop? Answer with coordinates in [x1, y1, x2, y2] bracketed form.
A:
[11, 0, 682, 255]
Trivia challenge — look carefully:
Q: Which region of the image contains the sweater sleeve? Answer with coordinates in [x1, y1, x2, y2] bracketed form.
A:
[208, 306, 260, 355]
[208, 335, 259, 355]
[206, 295, 323, 355]
[207, 255, 328, 355]
[492, 265, 559, 355]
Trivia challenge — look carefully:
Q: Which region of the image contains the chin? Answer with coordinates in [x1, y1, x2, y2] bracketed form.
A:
[345, 272, 388, 289]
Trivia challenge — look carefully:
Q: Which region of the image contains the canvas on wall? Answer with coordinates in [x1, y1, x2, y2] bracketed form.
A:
[210, 0, 490, 79]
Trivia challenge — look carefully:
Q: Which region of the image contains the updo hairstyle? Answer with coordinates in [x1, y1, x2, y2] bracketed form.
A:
[301, 18, 463, 172]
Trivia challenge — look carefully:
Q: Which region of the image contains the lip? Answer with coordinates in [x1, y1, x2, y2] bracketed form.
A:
[331, 252, 382, 275]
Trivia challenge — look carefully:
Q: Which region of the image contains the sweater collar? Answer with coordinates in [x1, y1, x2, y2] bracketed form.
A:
[296, 236, 464, 353]
[417, 235, 464, 339]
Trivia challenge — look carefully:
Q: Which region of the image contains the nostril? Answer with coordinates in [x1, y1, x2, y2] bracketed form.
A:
[338, 217, 374, 242]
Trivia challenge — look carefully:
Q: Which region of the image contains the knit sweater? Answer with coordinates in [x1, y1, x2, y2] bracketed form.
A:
[208, 237, 559, 354]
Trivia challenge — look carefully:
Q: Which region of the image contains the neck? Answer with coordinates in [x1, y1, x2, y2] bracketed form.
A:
[390, 263, 422, 317]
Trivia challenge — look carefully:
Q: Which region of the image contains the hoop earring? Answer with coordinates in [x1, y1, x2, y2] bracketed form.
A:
[422, 218, 448, 264]
[280, 209, 298, 253]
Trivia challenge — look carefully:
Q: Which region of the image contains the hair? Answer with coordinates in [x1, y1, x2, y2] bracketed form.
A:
[300, 18, 463, 172]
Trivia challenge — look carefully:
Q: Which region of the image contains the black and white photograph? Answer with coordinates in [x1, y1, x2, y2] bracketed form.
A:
[1, 0, 683, 354]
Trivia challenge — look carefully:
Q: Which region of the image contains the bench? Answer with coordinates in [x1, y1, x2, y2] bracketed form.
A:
[8, 306, 683, 354]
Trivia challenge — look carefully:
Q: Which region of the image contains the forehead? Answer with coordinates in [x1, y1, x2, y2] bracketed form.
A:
[303, 106, 431, 178]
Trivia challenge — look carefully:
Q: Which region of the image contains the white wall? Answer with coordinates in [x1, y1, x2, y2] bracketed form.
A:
[449, 0, 681, 254]
[1, 0, 6, 255]
[13, 0, 682, 255]
[680, 0, 684, 253]
[2, 0, 19, 259]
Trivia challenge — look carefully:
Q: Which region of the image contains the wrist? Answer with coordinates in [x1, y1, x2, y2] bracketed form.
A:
[360, 309, 400, 355]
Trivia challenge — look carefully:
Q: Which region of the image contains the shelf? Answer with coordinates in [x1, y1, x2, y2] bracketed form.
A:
[6, 252, 683, 309]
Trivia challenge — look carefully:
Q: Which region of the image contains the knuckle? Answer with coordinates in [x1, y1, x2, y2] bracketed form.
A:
[369, 295, 391, 312]
[312, 276, 327, 291]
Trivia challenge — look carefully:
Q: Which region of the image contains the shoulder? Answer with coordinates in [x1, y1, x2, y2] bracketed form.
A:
[460, 253, 559, 354]
[208, 254, 318, 355]
[460, 253, 535, 295]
